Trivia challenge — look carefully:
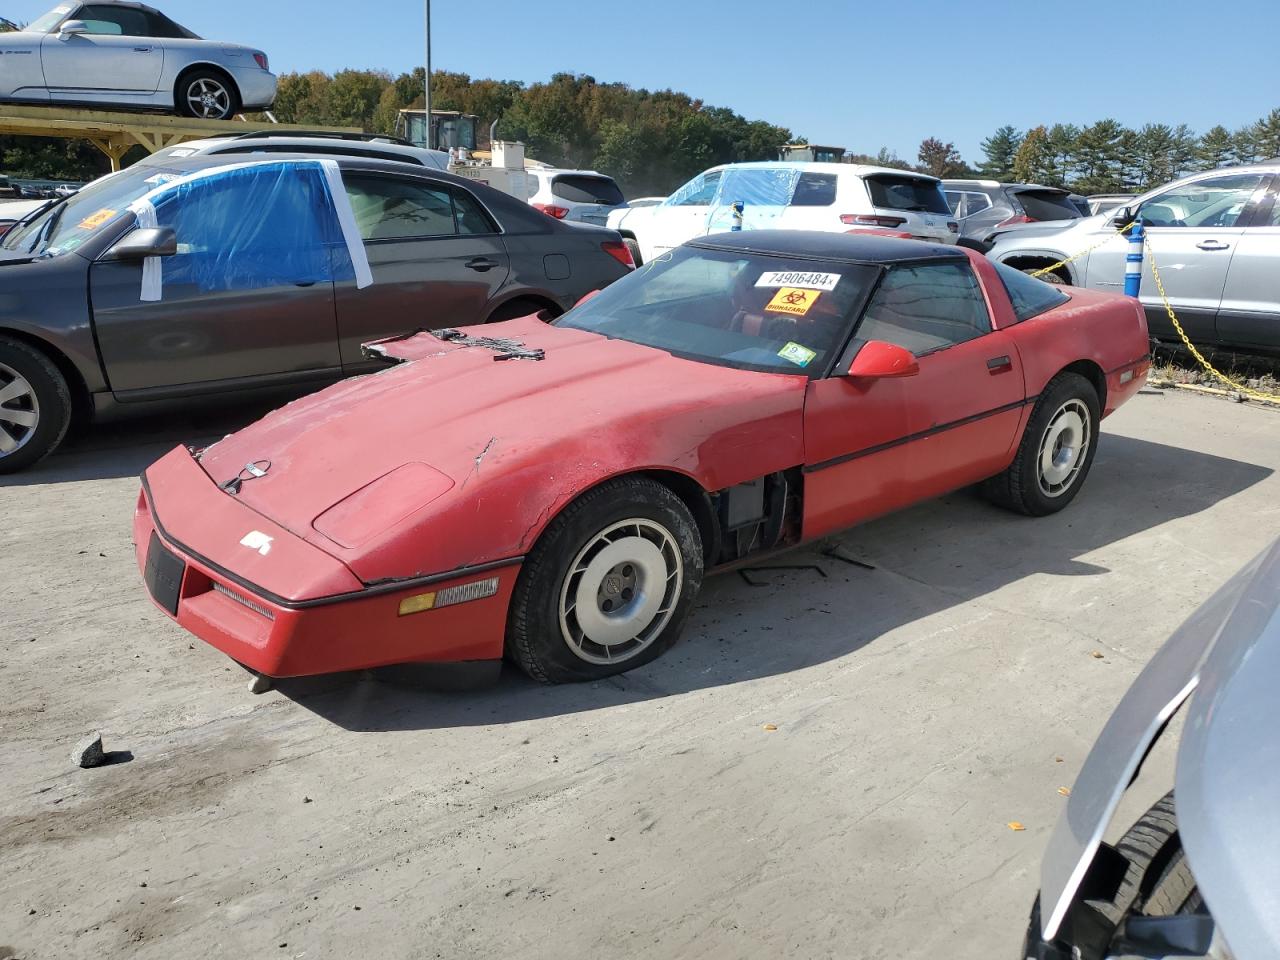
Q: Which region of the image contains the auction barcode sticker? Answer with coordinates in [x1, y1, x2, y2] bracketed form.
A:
[755, 271, 840, 291]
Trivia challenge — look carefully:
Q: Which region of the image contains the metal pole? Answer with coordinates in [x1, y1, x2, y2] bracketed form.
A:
[424, 0, 432, 147]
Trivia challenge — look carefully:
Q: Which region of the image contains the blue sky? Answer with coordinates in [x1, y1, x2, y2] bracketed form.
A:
[8, 0, 1277, 163]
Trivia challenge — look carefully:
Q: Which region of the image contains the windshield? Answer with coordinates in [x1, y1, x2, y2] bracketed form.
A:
[28, 4, 74, 32]
[1, 164, 182, 258]
[556, 246, 877, 377]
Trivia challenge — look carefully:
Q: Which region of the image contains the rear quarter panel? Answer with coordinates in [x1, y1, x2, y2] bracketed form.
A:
[968, 251, 1149, 416]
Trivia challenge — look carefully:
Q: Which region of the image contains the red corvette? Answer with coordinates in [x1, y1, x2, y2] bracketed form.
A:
[135, 232, 1150, 683]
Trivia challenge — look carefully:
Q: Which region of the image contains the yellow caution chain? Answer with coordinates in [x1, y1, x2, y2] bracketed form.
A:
[1143, 237, 1280, 405]
[1028, 223, 1135, 280]
[1020, 221, 1278, 405]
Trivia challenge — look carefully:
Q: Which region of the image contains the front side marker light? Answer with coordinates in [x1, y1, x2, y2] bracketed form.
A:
[397, 576, 500, 617]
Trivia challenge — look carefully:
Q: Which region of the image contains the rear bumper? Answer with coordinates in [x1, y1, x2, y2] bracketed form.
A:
[134, 448, 519, 677]
[1103, 353, 1151, 417]
[227, 66, 277, 109]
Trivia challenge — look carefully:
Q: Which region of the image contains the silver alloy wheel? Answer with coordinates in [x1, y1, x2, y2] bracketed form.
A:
[0, 361, 39, 457]
[186, 77, 231, 119]
[1037, 398, 1091, 497]
[558, 518, 683, 665]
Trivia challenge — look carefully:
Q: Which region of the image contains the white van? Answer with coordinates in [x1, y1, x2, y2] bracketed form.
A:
[610, 162, 958, 263]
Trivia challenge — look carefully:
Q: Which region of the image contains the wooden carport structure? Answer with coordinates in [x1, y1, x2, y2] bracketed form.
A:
[0, 105, 361, 170]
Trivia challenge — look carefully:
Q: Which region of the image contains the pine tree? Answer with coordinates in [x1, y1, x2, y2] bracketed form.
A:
[1045, 123, 1080, 186]
[978, 125, 1022, 180]
[1232, 125, 1259, 164]
[1251, 108, 1280, 159]
[1197, 125, 1234, 169]
[1134, 123, 1175, 189]
[1073, 119, 1126, 193]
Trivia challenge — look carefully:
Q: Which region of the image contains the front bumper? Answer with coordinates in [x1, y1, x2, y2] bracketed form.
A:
[134, 447, 519, 677]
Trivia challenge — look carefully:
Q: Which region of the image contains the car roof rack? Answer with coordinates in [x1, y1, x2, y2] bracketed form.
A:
[231, 130, 420, 148]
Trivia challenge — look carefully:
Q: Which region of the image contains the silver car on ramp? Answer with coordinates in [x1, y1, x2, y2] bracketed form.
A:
[0, 1, 276, 120]
[1024, 537, 1280, 959]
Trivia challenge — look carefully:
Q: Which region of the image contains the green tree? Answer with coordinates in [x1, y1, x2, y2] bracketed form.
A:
[1072, 119, 1126, 193]
[1044, 123, 1080, 186]
[977, 125, 1022, 180]
[1133, 123, 1176, 189]
[1251, 108, 1280, 160]
[1197, 125, 1235, 169]
[1231, 125, 1258, 164]
[917, 137, 965, 177]
[1012, 125, 1053, 184]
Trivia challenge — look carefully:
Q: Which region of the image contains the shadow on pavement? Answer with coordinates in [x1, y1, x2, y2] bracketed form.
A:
[274, 432, 1274, 732]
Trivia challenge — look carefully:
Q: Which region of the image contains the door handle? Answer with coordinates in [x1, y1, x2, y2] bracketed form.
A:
[1195, 240, 1230, 251]
[986, 355, 1013, 373]
[134, 46, 153, 52]
[465, 257, 497, 272]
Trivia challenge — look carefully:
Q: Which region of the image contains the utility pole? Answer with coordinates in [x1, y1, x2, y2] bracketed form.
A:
[424, 0, 432, 148]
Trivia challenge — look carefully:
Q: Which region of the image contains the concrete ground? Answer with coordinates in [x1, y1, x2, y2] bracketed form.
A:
[2, 388, 1277, 960]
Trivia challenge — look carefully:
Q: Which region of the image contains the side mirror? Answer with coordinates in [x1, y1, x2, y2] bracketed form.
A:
[845, 340, 919, 379]
[109, 227, 177, 260]
[1110, 205, 1134, 227]
[58, 19, 89, 36]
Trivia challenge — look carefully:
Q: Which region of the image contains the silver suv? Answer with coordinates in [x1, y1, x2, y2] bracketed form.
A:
[987, 162, 1280, 355]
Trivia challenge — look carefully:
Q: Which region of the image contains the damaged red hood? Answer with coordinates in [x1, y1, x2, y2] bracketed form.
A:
[196, 316, 807, 582]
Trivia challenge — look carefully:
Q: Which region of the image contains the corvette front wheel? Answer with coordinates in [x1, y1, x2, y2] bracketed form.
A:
[507, 476, 704, 683]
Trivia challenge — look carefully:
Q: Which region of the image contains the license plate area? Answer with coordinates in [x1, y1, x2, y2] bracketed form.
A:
[144, 531, 186, 615]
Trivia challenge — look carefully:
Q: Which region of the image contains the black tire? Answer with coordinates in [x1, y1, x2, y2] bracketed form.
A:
[486, 298, 557, 324]
[1098, 792, 1202, 928]
[176, 69, 240, 121]
[506, 476, 704, 683]
[623, 238, 643, 267]
[983, 371, 1100, 516]
[0, 336, 72, 474]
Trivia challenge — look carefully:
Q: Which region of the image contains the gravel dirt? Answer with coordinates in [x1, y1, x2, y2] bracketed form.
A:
[2, 388, 1277, 959]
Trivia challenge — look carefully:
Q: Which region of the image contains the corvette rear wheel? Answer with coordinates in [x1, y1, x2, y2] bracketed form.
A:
[507, 476, 703, 683]
[983, 371, 1100, 516]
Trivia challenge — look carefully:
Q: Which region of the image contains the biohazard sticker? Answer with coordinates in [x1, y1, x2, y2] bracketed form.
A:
[76, 208, 117, 231]
[765, 287, 821, 316]
[755, 271, 840, 291]
[777, 341, 817, 367]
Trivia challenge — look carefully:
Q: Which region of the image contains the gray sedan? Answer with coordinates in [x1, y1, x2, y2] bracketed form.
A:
[0, 154, 633, 472]
[0, 1, 276, 119]
[987, 162, 1280, 356]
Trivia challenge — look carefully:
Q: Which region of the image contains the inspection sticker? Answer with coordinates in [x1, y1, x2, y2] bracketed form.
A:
[144, 173, 179, 186]
[777, 341, 817, 367]
[76, 208, 117, 230]
[755, 271, 840, 291]
[765, 287, 820, 316]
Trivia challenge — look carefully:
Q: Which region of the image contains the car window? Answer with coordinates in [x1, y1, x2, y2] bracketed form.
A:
[945, 191, 963, 215]
[551, 175, 624, 206]
[963, 192, 991, 216]
[452, 188, 497, 235]
[790, 173, 837, 207]
[865, 175, 951, 215]
[1014, 189, 1082, 221]
[153, 166, 344, 293]
[78, 5, 150, 35]
[143, 12, 194, 39]
[856, 262, 991, 355]
[557, 245, 877, 377]
[1137, 174, 1265, 229]
[342, 175, 480, 240]
[667, 171, 722, 207]
[993, 261, 1069, 322]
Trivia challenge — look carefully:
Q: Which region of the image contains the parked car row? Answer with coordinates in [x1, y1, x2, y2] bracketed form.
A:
[943, 178, 1088, 245]
[0, 149, 633, 472]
